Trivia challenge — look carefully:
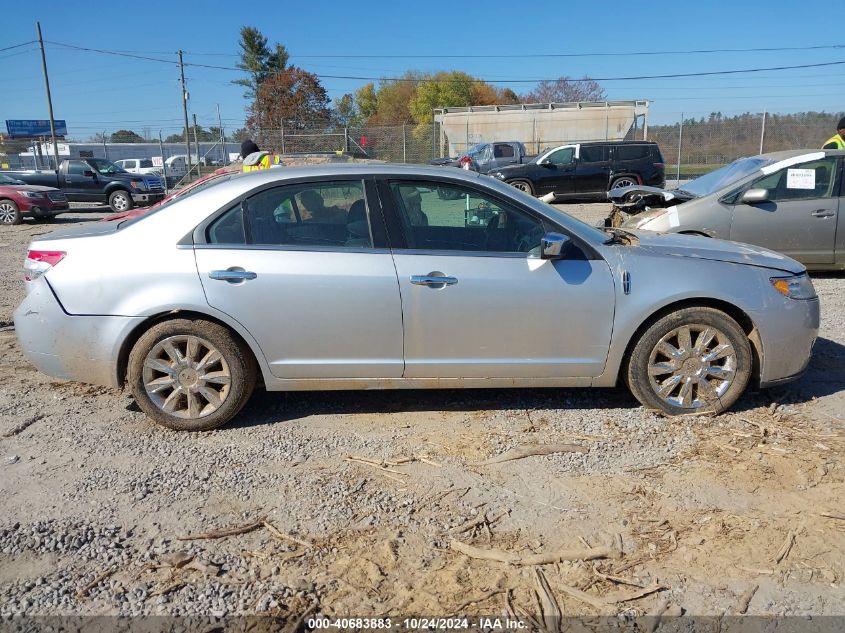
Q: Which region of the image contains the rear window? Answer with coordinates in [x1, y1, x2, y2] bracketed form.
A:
[494, 144, 515, 158]
[580, 146, 606, 162]
[615, 145, 650, 161]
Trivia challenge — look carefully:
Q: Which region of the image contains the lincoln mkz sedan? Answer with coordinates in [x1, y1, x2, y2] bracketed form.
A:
[15, 165, 819, 430]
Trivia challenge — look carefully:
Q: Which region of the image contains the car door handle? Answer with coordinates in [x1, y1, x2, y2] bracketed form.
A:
[410, 274, 458, 287]
[209, 269, 257, 282]
[811, 209, 835, 218]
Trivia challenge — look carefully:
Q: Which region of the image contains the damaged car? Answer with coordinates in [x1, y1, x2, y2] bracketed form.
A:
[614, 150, 844, 271]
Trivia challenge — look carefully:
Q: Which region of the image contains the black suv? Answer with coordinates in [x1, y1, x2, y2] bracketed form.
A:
[489, 140, 665, 200]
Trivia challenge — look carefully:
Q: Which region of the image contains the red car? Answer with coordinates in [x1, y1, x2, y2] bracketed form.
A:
[102, 167, 237, 222]
[0, 173, 69, 225]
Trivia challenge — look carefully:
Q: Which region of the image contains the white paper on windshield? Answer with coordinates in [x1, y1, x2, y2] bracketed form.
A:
[786, 168, 815, 189]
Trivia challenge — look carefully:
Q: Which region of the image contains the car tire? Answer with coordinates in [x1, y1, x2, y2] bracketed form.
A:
[508, 180, 534, 195]
[128, 318, 257, 431]
[610, 176, 639, 190]
[108, 190, 133, 213]
[626, 307, 752, 416]
[0, 200, 22, 225]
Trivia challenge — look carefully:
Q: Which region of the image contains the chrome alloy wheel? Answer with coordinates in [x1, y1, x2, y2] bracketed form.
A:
[510, 181, 531, 192]
[111, 192, 130, 211]
[612, 177, 637, 188]
[0, 202, 17, 224]
[647, 324, 737, 409]
[142, 335, 231, 419]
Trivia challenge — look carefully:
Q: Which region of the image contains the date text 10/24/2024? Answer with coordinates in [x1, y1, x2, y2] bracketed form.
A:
[307, 617, 527, 630]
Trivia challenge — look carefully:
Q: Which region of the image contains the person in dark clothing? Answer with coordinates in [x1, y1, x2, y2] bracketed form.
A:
[822, 117, 845, 150]
[240, 138, 260, 159]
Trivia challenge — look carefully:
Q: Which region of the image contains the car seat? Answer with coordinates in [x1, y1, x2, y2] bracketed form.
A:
[345, 199, 370, 247]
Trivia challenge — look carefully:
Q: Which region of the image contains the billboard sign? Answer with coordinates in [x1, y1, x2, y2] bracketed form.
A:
[6, 119, 68, 138]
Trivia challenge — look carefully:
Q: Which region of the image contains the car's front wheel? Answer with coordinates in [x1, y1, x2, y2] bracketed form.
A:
[108, 189, 133, 213]
[508, 180, 534, 195]
[626, 307, 752, 415]
[0, 200, 22, 225]
[128, 318, 257, 431]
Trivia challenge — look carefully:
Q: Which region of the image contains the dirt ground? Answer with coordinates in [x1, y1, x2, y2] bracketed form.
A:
[0, 202, 843, 625]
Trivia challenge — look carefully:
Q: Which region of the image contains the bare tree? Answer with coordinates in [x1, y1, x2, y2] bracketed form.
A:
[524, 76, 606, 103]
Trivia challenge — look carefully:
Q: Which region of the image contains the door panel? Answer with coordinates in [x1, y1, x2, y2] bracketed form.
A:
[195, 249, 404, 379]
[393, 254, 615, 378]
[194, 178, 403, 380]
[575, 145, 610, 194]
[730, 157, 839, 264]
[534, 147, 576, 195]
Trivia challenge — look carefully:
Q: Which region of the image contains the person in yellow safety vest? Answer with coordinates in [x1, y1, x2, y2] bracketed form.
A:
[821, 117, 845, 149]
[239, 138, 283, 172]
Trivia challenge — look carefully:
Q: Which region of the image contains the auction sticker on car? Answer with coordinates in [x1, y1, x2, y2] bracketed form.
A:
[786, 168, 815, 189]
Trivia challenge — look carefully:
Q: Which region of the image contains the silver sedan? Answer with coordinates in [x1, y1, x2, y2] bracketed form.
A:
[620, 149, 845, 270]
[15, 165, 819, 430]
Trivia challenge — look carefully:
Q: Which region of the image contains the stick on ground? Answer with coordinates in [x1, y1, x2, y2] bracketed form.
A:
[177, 515, 267, 541]
[450, 539, 613, 565]
[75, 566, 118, 600]
[480, 443, 588, 465]
[263, 520, 314, 548]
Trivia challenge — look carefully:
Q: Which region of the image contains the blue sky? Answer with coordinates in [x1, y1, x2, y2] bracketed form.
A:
[3, 0, 844, 140]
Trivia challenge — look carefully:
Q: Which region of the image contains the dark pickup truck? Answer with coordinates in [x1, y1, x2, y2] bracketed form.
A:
[430, 141, 534, 173]
[2, 158, 165, 213]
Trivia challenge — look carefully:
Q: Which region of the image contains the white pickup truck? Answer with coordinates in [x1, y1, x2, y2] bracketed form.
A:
[114, 158, 162, 177]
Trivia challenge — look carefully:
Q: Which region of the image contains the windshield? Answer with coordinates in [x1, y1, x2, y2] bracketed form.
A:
[0, 173, 24, 185]
[87, 158, 127, 175]
[679, 156, 774, 197]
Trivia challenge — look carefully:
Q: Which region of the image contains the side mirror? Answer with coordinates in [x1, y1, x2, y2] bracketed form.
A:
[83, 170, 95, 178]
[540, 232, 570, 259]
[740, 188, 769, 204]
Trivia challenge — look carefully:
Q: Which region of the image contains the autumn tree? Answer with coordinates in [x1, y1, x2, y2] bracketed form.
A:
[247, 67, 330, 147]
[410, 71, 476, 125]
[110, 129, 145, 143]
[523, 76, 606, 103]
[332, 93, 357, 127]
[355, 83, 379, 121]
[232, 26, 289, 100]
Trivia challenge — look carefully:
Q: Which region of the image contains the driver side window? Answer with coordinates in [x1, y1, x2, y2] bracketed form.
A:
[389, 181, 546, 254]
[748, 158, 837, 202]
[546, 147, 575, 166]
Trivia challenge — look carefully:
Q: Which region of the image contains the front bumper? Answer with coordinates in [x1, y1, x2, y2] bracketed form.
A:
[754, 296, 820, 386]
[131, 192, 165, 206]
[14, 278, 145, 388]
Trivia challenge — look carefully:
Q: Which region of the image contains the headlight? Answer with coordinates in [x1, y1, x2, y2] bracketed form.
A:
[23, 191, 46, 199]
[491, 172, 505, 180]
[130, 180, 147, 191]
[770, 273, 816, 300]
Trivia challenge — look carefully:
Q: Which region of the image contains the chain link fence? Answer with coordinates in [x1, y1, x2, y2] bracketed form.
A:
[3, 111, 843, 178]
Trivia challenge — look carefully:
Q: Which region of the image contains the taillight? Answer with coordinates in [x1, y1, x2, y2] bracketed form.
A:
[459, 156, 472, 169]
[654, 162, 665, 168]
[24, 250, 65, 281]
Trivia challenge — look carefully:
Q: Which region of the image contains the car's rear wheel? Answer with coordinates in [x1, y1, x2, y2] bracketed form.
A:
[626, 307, 752, 415]
[128, 318, 257, 431]
[508, 180, 534, 195]
[0, 200, 22, 225]
[610, 176, 638, 190]
[108, 189, 133, 213]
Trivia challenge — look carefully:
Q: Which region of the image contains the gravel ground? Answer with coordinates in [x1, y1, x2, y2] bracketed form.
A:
[0, 201, 843, 622]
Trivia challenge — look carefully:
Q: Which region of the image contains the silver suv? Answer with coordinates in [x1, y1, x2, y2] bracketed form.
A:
[15, 165, 819, 430]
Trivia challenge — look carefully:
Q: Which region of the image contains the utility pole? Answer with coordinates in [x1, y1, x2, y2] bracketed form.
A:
[759, 110, 767, 155]
[676, 113, 684, 184]
[216, 104, 225, 165]
[192, 113, 200, 175]
[178, 50, 192, 181]
[158, 131, 169, 194]
[36, 22, 60, 171]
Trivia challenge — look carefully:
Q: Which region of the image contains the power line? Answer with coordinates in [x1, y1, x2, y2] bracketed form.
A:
[42, 40, 845, 83]
[287, 43, 845, 59]
[0, 40, 36, 53]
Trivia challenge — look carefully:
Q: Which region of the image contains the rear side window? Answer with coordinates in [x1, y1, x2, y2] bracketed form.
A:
[139, 159, 154, 168]
[580, 146, 606, 163]
[207, 180, 371, 248]
[615, 145, 649, 161]
[494, 144, 515, 158]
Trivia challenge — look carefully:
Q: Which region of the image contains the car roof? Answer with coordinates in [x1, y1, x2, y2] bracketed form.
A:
[222, 163, 488, 187]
